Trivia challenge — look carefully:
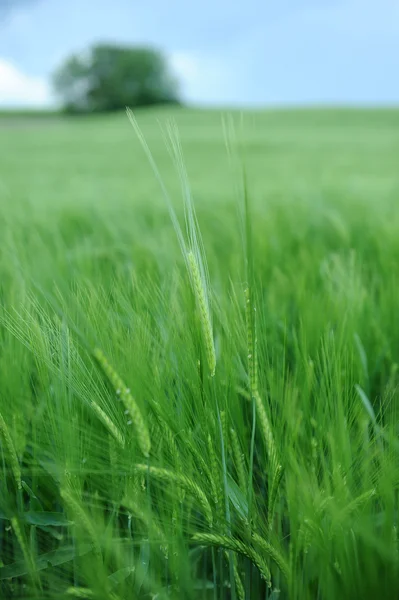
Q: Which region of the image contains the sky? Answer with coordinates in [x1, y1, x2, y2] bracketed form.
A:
[0, 0, 398, 108]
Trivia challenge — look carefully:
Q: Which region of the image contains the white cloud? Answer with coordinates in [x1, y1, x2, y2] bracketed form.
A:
[0, 58, 53, 108]
[169, 51, 234, 105]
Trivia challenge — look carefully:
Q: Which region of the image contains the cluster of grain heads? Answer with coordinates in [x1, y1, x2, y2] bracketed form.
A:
[186, 251, 216, 377]
[93, 348, 151, 458]
[192, 531, 290, 591]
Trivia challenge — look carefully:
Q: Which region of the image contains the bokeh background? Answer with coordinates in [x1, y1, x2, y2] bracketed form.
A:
[1, 0, 399, 109]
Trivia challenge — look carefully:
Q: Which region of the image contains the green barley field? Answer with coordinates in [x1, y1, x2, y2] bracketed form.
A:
[1, 108, 399, 599]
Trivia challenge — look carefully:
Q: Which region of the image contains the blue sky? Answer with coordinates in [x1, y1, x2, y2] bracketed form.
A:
[0, 0, 398, 107]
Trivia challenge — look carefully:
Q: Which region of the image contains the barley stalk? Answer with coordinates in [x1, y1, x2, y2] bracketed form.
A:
[187, 251, 216, 376]
[192, 532, 271, 585]
[93, 348, 151, 457]
[0, 411, 22, 490]
[134, 463, 213, 526]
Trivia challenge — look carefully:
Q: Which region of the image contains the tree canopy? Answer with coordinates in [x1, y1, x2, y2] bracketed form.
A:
[53, 44, 181, 113]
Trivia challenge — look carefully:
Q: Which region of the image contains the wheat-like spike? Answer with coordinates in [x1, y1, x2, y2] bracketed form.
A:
[66, 589, 94, 598]
[123, 497, 169, 558]
[245, 286, 279, 470]
[393, 525, 398, 567]
[339, 488, 376, 520]
[220, 409, 228, 447]
[190, 444, 214, 491]
[267, 463, 284, 531]
[252, 532, 290, 582]
[162, 424, 186, 501]
[254, 391, 278, 470]
[253, 303, 258, 393]
[316, 495, 334, 515]
[245, 288, 258, 397]
[11, 517, 38, 584]
[163, 424, 180, 468]
[108, 435, 120, 495]
[0, 411, 22, 490]
[67, 589, 120, 600]
[192, 533, 271, 585]
[187, 251, 216, 377]
[234, 561, 246, 600]
[134, 464, 213, 526]
[61, 488, 102, 558]
[93, 348, 151, 457]
[236, 386, 251, 401]
[207, 434, 223, 521]
[90, 401, 125, 448]
[230, 428, 247, 492]
[224, 550, 245, 600]
[300, 518, 322, 552]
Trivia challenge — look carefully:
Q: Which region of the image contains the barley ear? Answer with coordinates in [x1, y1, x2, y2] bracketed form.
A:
[252, 532, 290, 582]
[245, 287, 258, 397]
[66, 588, 94, 598]
[60, 488, 102, 559]
[90, 401, 125, 448]
[0, 411, 22, 490]
[187, 251, 216, 376]
[207, 434, 223, 522]
[230, 428, 247, 492]
[134, 463, 213, 526]
[93, 348, 151, 457]
[267, 463, 284, 531]
[192, 533, 271, 585]
[12, 517, 40, 589]
[224, 550, 245, 600]
[254, 391, 278, 471]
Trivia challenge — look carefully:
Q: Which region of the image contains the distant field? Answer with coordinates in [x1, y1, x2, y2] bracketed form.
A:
[1, 108, 399, 599]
